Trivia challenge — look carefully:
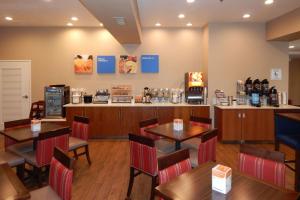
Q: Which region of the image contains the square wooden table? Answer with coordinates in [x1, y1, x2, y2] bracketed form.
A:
[155, 162, 300, 200]
[145, 122, 211, 150]
[0, 163, 30, 200]
[0, 123, 70, 149]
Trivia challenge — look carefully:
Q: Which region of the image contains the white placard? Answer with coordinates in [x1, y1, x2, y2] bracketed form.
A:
[271, 68, 282, 80]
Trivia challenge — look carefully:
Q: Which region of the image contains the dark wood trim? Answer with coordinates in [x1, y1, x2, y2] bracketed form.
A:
[240, 144, 285, 163]
[128, 133, 155, 147]
[74, 116, 89, 124]
[190, 116, 212, 124]
[54, 147, 73, 169]
[274, 109, 300, 114]
[158, 149, 190, 170]
[38, 127, 70, 140]
[4, 119, 31, 129]
[200, 128, 218, 143]
[139, 118, 158, 128]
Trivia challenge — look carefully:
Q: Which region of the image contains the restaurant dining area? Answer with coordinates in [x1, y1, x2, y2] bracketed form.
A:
[0, 0, 300, 200]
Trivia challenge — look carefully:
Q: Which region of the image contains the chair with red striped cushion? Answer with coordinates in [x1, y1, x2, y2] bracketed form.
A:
[127, 133, 164, 200]
[239, 144, 286, 188]
[4, 119, 32, 153]
[30, 147, 73, 200]
[69, 116, 91, 165]
[181, 116, 212, 150]
[18, 127, 70, 186]
[139, 118, 175, 154]
[157, 149, 192, 200]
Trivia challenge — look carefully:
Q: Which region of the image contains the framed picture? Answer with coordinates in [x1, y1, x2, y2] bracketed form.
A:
[141, 55, 159, 73]
[74, 55, 93, 74]
[97, 56, 116, 74]
[118, 55, 137, 74]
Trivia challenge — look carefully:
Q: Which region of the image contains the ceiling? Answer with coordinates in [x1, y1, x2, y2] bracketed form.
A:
[1, 0, 300, 28]
[138, 0, 300, 27]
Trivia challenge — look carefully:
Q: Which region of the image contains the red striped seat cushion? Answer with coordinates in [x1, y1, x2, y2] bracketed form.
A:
[158, 159, 192, 185]
[198, 136, 217, 165]
[49, 157, 73, 200]
[36, 134, 69, 167]
[72, 121, 89, 141]
[140, 123, 161, 140]
[129, 141, 158, 176]
[239, 153, 286, 187]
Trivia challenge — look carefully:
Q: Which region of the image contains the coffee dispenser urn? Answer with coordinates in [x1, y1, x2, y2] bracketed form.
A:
[185, 72, 205, 104]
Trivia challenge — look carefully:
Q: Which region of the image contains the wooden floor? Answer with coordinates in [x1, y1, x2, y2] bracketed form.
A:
[0, 137, 297, 200]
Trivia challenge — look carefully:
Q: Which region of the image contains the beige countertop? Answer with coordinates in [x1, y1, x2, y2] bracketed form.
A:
[215, 104, 300, 110]
[64, 102, 210, 107]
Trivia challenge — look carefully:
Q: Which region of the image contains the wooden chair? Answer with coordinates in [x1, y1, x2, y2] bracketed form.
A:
[4, 119, 32, 152]
[127, 133, 164, 200]
[157, 149, 192, 199]
[183, 128, 218, 168]
[181, 116, 212, 149]
[17, 127, 70, 186]
[29, 101, 45, 119]
[139, 118, 175, 154]
[30, 147, 73, 200]
[239, 144, 286, 187]
[68, 116, 91, 165]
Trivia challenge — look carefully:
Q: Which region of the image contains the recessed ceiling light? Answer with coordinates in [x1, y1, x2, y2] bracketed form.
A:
[155, 22, 161, 27]
[71, 17, 78, 21]
[265, 0, 274, 5]
[5, 16, 13, 21]
[99, 23, 104, 27]
[187, 0, 195, 3]
[178, 14, 185, 19]
[67, 23, 73, 26]
[43, 0, 52, 2]
[243, 14, 251, 19]
[186, 22, 193, 27]
[289, 45, 295, 49]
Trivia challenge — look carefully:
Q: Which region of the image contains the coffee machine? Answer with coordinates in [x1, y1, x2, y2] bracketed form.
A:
[185, 72, 205, 104]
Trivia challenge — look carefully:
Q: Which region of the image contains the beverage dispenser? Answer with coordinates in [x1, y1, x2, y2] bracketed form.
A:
[185, 72, 205, 104]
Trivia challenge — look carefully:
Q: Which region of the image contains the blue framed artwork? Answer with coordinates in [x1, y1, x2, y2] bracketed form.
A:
[97, 56, 116, 74]
[141, 55, 159, 73]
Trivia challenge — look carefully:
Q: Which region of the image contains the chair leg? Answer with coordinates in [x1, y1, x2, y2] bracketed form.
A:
[73, 149, 79, 160]
[126, 167, 135, 198]
[295, 150, 300, 192]
[34, 167, 43, 187]
[150, 176, 157, 200]
[16, 163, 25, 181]
[85, 145, 92, 165]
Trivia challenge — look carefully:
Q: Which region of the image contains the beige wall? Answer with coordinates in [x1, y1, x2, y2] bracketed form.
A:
[289, 58, 300, 105]
[207, 23, 289, 102]
[0, 27, 203, 101]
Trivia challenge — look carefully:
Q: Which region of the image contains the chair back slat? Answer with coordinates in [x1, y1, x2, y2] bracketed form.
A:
[49, 148, 73, 200]
[54, 147, 73, 169]
[4, 119, 31, 129]
[139, 118, 158, 128]
[158, 149, 192, 185]
[139, 118, 160, 140]
[201, 129, 218, 143]
[128, 133, 157, 176]
[74, 116, 89, 124]
[36, 128, 69, 167]
[239, 145, 286, 187]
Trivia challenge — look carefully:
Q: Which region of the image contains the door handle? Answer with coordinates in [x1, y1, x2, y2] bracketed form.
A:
[242, 113, 246, 118]
[238, 113, 241, 118]
[22, 95, 29, 99]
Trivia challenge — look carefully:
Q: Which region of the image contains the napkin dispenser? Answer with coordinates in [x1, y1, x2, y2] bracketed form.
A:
[212, 164, 232, 194]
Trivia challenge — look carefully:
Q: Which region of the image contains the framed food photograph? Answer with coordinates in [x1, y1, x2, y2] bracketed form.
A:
[118, 55, 137, 74]
[74, 55, 93, 74]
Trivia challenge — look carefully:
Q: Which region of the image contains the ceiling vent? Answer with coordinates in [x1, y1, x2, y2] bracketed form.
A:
[113, 17, 126, 26]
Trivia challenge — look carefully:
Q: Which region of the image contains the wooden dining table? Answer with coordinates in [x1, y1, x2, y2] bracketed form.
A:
[145, 122, 211, 150]
[155, 162, 300, 200]
[0, 123, 70, 149]
[0, 163, 30, 200]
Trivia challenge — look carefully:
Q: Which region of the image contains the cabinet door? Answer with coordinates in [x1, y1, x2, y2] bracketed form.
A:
[174, 107, 191, 122]
[66, 107, 84, 126]
[85, 107, 122, 138]
[221, 110, 242, 141]
[191, 106, 210, 118]
[242, 109, 274, 141]
[157, 107, 174, 124]
[121, 107, 157, 135]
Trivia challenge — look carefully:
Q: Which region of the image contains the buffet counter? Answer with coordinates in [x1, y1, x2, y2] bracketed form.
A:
[64, 103, 210, 139]
[214, 105, 300, 143]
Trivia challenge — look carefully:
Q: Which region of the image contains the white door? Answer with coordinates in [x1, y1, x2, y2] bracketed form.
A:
[0, 60, 31, 129]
